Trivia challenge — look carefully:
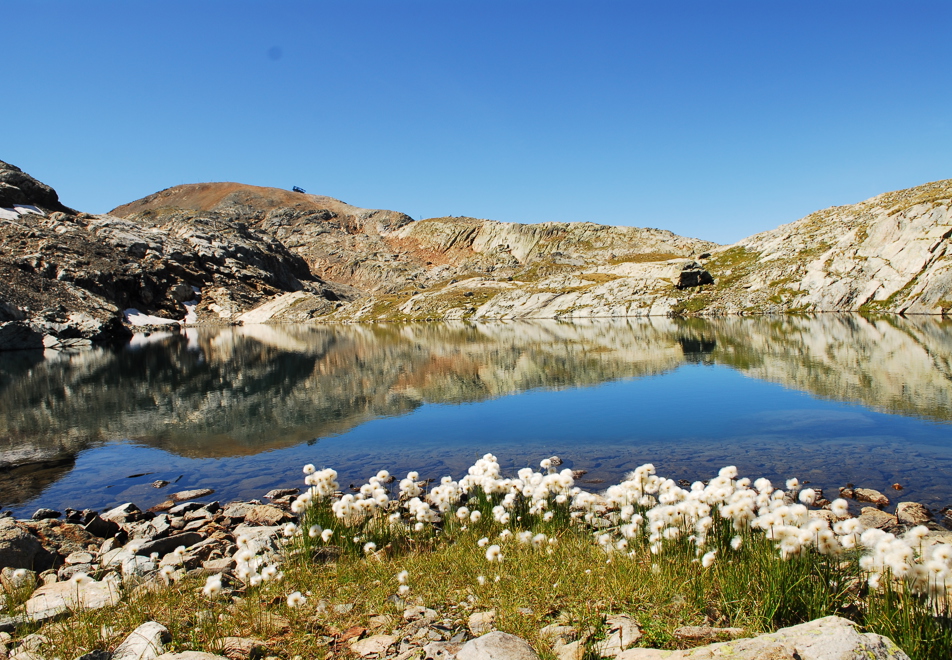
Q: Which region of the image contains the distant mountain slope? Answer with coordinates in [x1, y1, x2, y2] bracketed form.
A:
[696, 179, 952, 315]
[111, 182, 717, 301]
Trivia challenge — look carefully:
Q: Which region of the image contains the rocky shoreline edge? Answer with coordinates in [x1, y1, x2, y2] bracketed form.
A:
[1, 476, 947, 660]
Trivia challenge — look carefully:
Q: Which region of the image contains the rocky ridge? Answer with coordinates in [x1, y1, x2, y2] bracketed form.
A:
[2, 160, 952, 350]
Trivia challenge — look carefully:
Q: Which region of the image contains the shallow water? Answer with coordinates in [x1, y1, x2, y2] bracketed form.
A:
[1, 315, 951, 517]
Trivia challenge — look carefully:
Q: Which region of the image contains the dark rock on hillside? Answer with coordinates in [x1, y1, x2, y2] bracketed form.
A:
[0, 162, 342, 350]
[0, 160, 72, 213]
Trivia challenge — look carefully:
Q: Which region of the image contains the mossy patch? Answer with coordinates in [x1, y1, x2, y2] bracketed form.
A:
[706, 247, 760, 288]
[608, 252, 682, 265]
[672, 293, 712, 316]
[578, 273, 622, 284]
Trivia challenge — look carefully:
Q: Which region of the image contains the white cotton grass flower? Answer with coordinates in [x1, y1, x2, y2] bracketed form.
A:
[485, 544, 503, 563]
[398, 584, 410, 595]
[309, 524, 322, 538]
[202, 574, 223, 598]
[830, 498, 850, 517]
[905, 526, 930, 543]
[159, 565, 176, 581]
[397, 570, 409, 585]
[477, 537, 490, 548]
[71, 573, 93, 586]
[363, 542, 377, 555]
[731, 536, 743, 551]
[786, 478, 799, 490]
[798, 489, 817, 505]
[283, 523, 298, 537]
[701, 550, 717, 568]
[543, 511, 554, 522]
[261, 565, 278, 581]
[477, 575, 486, 586]
[470, 510, 482, 523]
[321, 529, 334, 543]
[718, 466, 738, 480]
[287, 591, 306, 608]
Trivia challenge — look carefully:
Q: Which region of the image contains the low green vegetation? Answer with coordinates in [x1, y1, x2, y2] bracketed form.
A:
[672, 293, 712, 315]
[608, 252, 682, 265]
[705, 247, 760, 289]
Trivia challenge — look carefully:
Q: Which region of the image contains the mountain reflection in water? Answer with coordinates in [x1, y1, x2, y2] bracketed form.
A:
[1, 316, 951, 514]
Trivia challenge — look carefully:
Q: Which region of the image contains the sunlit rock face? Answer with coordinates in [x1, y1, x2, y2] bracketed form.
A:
[700, 180, 952, 315]
[7, 162, 952, 333]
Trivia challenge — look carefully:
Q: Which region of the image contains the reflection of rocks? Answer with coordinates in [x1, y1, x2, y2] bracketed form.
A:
[0, 458, 76, 509]
[703, 315, 952, 423]
[2, 316, 952, 510]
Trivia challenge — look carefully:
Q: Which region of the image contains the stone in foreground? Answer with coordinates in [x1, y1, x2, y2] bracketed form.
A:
[350, 634, 396, 657]
[112, 622, 172, 660]
[468, 610, 497, 636]
[25, 578, 120, 617]
[616, 616, 909, 659]
[457, 631, 540, 660]
[0, 518, 47, 570]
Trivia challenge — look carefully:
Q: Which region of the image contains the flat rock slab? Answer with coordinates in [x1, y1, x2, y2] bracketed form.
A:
[896, 502, 931, 525]
[242, 505, 288, 526]
[103, 503, 146, 523]
[25, 579, 120, 615]
[617, 616, 910, 660]
[350, 634, 396, 657]
[134, 532, 204, 557]
[853, 488, 890, 507]
[215, 637, 269, 660]
[404, 605, 438, 622]
[457, 631, 540, 660]
[423, 641, 464, 659]
[171, 489, 215, 502]
[555, 640, 585, 660]
[468, 610, 496, 636]
[858, 508, 898, 531]
[112, 622, 171, 660]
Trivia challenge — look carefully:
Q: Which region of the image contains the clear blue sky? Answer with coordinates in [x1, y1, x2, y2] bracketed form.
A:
[5, 1, 950, 244]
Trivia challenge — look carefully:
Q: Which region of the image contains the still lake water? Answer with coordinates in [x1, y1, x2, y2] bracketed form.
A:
[1, 315, 951, 517]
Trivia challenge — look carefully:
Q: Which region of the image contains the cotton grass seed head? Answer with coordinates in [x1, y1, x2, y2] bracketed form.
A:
[485, 544, 503, 562]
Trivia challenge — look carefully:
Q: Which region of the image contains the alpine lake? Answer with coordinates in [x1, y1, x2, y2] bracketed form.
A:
[2, 315, 951, 520]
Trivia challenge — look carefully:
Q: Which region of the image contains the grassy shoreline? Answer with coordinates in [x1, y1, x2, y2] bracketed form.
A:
[4, 457, 952, 659]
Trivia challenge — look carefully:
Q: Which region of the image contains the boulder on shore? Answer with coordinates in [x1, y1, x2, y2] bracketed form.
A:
[616, 616, 909, 659]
